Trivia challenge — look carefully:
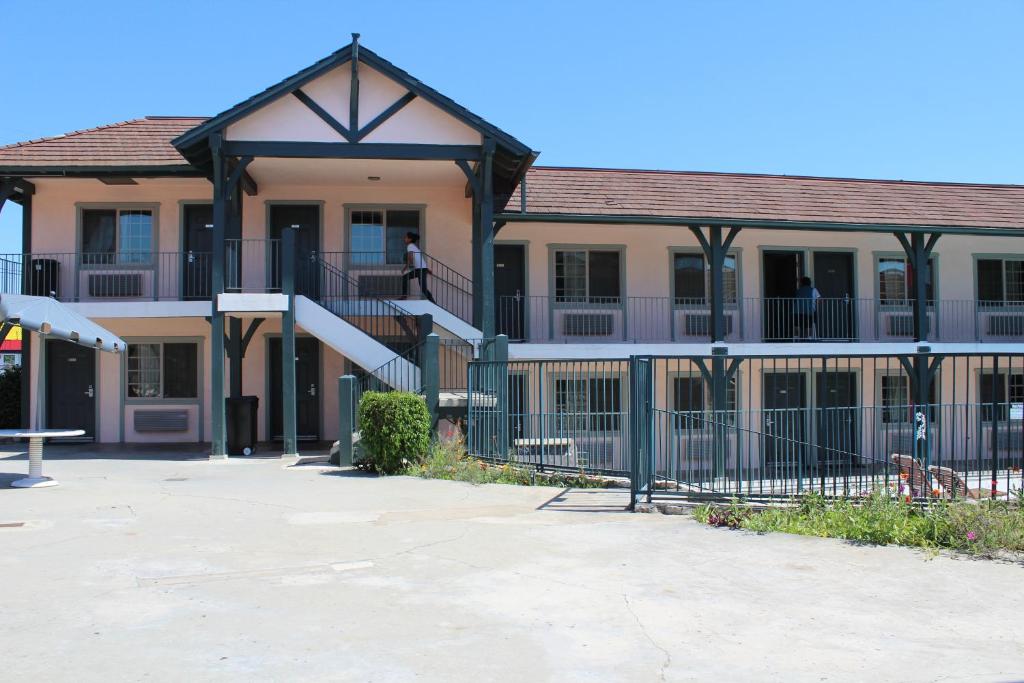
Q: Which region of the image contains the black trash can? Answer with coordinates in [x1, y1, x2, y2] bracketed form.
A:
[226, 395, 259, 456]
[30, 258, 60, 297]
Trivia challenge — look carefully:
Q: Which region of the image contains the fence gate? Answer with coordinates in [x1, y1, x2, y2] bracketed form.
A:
[629, 356, 655, 508]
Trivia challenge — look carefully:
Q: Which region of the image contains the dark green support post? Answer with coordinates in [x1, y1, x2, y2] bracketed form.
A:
[471, 194, 482, 329]
[711, 345, 729, 480]
[895, 232, 939, 343]
[480, 138, 496, 339]
[494, 334, 509, 457]
[912, 345, 933, 472]
[337, 374, 356, 467]
[281, 227, 299, 457]
[690, 225, 740, 342]
[422, 333, 440, 429]
[210, 134, 228, 460]
[417, 313, 433, 345]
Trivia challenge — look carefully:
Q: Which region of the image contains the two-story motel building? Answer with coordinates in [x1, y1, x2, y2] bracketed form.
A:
[2, 37, 1024, 486]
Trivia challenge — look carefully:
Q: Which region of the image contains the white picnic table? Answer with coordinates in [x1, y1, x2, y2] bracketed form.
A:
[0, 429, 85, 488]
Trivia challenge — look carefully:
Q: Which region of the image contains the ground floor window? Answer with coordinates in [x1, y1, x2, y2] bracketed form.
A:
[126, 342, 198, 399]
[880, 374, 938, 423]
[553, 376, 622, 431]
[979, 371, 1024, 422]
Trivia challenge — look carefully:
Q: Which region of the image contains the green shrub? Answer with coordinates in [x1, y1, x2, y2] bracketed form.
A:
[357, 391, 430, 474]
[0, 366, 22, 428]
[694, 491, 1024, 556]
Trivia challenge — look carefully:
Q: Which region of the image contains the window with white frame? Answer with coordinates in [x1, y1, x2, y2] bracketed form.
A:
[349, 209, 421, 266]
[81, 209, 154, 265]
[672, 252, 737, 305]
[877, 256, 934, 304]
[554, 249, 621, 303]
[553, 375, 622, 431]
[127, 342, 198, 399]
[977, 258, 1024, 306]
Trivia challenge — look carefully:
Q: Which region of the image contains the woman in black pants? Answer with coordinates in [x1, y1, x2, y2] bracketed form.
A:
[401, 232, 434, 302]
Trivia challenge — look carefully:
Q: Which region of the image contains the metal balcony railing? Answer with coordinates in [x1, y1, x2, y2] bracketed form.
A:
[498, 295, 1024, 344]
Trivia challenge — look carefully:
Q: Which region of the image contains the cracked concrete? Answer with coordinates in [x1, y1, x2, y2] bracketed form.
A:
[0, 449, 1022, 682]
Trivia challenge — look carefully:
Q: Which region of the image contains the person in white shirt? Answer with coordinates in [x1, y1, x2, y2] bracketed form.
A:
[401, 232, 434, 302]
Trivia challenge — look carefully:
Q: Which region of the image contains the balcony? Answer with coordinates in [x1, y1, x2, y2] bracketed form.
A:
[500, 295, 1024, 344]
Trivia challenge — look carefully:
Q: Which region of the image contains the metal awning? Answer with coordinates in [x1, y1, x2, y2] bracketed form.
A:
[0, 294, 124, 353]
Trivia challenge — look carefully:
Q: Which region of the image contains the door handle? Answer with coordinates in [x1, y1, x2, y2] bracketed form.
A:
[85, 385, 94, 398]
[309, 384, 317, 397]
[187, 251, 195, 264]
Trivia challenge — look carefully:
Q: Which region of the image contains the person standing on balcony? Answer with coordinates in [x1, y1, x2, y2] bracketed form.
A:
[401, 232, 435, 303]
[795, 276, 821, 340]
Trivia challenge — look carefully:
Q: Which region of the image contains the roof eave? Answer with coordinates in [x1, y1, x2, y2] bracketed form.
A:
[493, 211, 1024, 237]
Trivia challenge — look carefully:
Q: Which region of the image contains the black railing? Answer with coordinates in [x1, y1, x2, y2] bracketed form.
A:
[322, 251, 474, 324]
[303, 256, 422, 354]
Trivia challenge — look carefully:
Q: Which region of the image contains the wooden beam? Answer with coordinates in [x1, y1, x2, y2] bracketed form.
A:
[293, 89, 354, 142]
[353, 92, 416, 142]
[350, 33, 360, 133]
[221, 141, 481, 161]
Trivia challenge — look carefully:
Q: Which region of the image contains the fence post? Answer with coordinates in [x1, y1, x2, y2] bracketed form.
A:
[711, 345, 729, 482]
[281, 227, 298, 457]
[494, 335, 509, 457]
[417, 313, 433, 344]
[337, 374, 355, 467]
[423, 333, 440, 429]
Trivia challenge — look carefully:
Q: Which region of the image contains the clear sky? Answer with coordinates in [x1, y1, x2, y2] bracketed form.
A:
[2, 0, 1022, 249]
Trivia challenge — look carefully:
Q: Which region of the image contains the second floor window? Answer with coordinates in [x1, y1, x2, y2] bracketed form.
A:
[350, 209, 420, 266]
[877, 257, 933, 304]
[673, 252, 737, 305]
[977, 258, 1024, 306]
[81, 209, 153, 265]
[127, 342, 198, 399]
[554, 249, 620, 303]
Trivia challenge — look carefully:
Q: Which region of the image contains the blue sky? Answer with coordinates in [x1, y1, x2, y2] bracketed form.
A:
[2, 0, 1022, 248]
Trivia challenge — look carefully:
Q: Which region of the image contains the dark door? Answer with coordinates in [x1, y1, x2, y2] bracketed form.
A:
[815, 371, 858, 470]
[269, 337, 320, 441]
[813, 252, 856, 341]
[762, 251, 804, 341]
[269, 205, 321, 299]
[763, 372, 807, 475]
[508, 373, 526, 443]
[46, 340, 95, 439]
[183, 204, 213, 299]
[495, 244, 526, 340]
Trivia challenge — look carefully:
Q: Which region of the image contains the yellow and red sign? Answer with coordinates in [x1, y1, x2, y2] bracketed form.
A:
[0, 325, 22, 353]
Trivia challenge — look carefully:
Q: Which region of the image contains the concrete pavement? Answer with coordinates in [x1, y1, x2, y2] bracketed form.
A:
[0, 448, 1021, 682]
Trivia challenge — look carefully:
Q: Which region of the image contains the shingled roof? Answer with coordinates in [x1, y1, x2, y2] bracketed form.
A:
[507, 167, 1024, 230]
[0, 117, 206, 172]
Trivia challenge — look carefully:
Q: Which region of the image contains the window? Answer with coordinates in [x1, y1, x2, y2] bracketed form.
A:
[880, 374, 938, 424]
[672, 376, 737, 426]
[979, 372, 1024, 422]
[553, 376, 622, 431]
[877, 257, 933, 304]
[672, 253, 737, 304]
[127, 342, 198, 399]
[81, 209, 154, 265]
[554, 250, 621, 303]
[349, 209, 421, 266]
[977, 259, 1024, 306]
